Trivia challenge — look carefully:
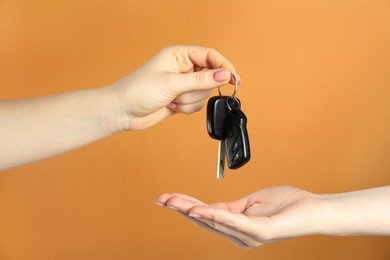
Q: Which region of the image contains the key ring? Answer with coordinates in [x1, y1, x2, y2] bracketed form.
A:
[218, 73, 240, 110]
[218, 73, 238, 98]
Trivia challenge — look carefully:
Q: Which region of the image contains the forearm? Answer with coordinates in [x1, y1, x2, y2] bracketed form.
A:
[319, 186, 390, 236]
[0, 85, 126, 170]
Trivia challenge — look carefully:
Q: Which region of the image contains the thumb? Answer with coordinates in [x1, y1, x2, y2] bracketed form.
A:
[170, 69, 231, 94]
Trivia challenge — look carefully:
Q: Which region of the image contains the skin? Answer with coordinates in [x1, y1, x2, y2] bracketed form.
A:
[4, 44, 388, 250]
[156, 185, 390, 249]
[0, 45, 239, 170]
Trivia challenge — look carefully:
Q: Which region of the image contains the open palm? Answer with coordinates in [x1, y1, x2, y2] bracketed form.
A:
[156, 186, 326, 249]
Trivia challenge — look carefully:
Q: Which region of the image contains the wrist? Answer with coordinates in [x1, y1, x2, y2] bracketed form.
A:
[99, 84, 130, 134]
[288, 194, 336, 237]
[310, 194, 342, 236]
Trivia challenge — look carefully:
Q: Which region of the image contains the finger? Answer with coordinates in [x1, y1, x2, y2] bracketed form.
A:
[189, 215, 260, 248]
[175, 100, 204, 114]
[168, 194, 250, 215]
[155, 193, 175, 205]
[184, 46, 239, 81]
[191, 61, 240, 85]
[164, 196, 235, 216]
[193, 66, 240, 85]
[168, 69, 231, 95]
[185, 47, 241, 85]
[155, 193, 205, 206]
[173, 89, 213, 105]
[188, 205, 260, 239]
[157, 197, 256, 248]
[170, 193, 206, 205]
[165, 196, 204, 212]
[178, 212, 251, 249]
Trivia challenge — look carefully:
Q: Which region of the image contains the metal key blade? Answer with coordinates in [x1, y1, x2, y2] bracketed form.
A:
[217, 140, 226, 179]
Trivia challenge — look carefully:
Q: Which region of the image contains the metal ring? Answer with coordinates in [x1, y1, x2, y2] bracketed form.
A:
[218, 73, 239, 98]
[226, 96, 240, 111]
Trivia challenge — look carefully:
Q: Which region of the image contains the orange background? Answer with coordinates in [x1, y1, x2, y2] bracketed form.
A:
[1, 0, 390, 259]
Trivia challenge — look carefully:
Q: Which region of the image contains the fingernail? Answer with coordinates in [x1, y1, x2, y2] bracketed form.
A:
[166, 102, 177, 109]
[213, 70, 230, 82]
[155, 201, 165, 207]
[189, 213, 201, 218]
[167, 206, 179, 211]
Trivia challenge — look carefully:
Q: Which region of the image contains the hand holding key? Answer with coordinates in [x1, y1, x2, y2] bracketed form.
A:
[111, 46, 240, 131]
[0, 45, 240, 170]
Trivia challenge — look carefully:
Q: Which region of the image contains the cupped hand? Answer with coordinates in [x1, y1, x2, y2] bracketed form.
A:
[156, 186, 327, 249]
[110, 45, 239, 131]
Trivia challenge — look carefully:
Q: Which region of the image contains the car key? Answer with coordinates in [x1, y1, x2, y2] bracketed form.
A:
[206, 73, 250, 178]
[207, 96, 240, 178]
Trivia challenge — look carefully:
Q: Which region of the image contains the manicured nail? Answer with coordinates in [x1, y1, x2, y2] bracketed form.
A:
[166, 102, 177, 109]
[155, 201, 165, 207]
[213, 70, 230, 82]
[189, 213, 201, 218]
[167, 206, 179, 211]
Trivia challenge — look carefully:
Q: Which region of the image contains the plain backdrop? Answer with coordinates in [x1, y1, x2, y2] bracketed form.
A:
[0, 0, 389, 259]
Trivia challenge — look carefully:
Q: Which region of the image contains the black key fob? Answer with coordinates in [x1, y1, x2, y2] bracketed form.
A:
[207, 96, 240, 140]
[225, 108, 251, 169]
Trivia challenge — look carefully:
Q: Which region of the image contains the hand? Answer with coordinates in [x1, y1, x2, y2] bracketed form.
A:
[156, 186, 328, 249]
[157, 185, 390, 249]
[110, 45, 239, 131]
[0, 45, 238, 170]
